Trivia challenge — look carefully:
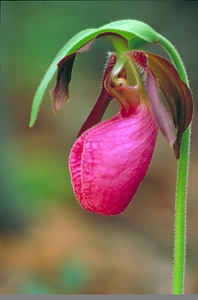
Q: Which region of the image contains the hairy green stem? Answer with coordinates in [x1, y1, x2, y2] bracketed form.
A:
[173, 127, 191, 294]
[157, 34, 191, 294]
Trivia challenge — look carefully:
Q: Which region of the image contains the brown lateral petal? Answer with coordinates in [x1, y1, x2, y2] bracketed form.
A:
[146, 69, 176, 146]
[128, 50, 193, 159]
[50, 40, 96, 114]
[146, 52, 193, 158]
[78, 89, 113, 137]
[78, 53, 117, 137]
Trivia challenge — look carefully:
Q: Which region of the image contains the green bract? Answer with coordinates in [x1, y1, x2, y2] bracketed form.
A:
[29, 19, 179, 127]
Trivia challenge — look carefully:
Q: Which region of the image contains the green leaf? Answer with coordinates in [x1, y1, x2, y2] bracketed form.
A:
[29, 20, 162, 127]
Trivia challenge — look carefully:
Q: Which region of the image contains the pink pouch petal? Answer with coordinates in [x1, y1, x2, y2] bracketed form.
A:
[69, 105, 158, 215]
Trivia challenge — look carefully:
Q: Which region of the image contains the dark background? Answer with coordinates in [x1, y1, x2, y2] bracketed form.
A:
[1, 1, 198, 294]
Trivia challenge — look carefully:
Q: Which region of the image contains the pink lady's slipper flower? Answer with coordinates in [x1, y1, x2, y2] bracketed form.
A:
[50, 36, 193, 215]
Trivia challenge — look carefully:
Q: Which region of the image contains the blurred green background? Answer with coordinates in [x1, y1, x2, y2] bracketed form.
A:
[1, 1, 198, 294]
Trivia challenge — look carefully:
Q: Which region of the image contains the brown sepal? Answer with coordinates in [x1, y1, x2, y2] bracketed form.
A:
[50, 40, 96, 114]
[50, 54, 76, 114]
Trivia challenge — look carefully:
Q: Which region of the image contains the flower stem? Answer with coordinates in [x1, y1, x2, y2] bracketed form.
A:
[173, 126, 191, 294]
[157, 34, 191, 294]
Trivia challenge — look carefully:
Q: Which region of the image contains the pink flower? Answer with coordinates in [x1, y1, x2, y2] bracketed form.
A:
[69, 103, 158, 215]
[51, 42, 193, 215]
